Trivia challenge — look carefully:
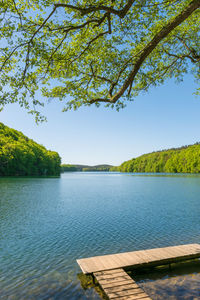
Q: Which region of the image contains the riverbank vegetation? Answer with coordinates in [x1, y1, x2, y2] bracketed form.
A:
[0, 123, 61, 176]
[61, 164, 113, 172]
[117, 143, 200, 173]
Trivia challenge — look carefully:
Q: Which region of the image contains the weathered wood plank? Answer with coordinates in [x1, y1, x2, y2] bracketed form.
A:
[77, 244, 200, 274]
[94, 268, 151, 300]
[95, 271, 128, 280]
[112, 296, 152, 300]
[95, 268, 125, 276]
[97, 274, 132, 284]
[77, 244, 200, 299]
[100, 279, 135, 289]
[107, 289, 147, 299]
[103, 283, 140, 293]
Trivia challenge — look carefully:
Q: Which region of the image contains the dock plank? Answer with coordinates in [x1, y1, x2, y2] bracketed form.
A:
[77, 244, 200, 274]
[97, 275, 132, 285]
[95, 271, 128, 280]
[94, 268, 151, 300]
[108, 290, 147, 299]
[103, 283, 140, 293]
[77, 244, 200, 299]
[112, 296, 152, 300]
[95, 269, 125, 276]
[100, 279, 136, 289]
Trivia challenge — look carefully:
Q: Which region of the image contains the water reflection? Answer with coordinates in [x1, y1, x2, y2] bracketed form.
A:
[130, 260, 200, 299]
[129, 172, 200, 179]
[1, 173, 200, 299]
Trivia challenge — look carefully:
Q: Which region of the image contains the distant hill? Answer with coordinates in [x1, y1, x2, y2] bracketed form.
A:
[61, 164, 113, 172]
[0, 122, 61, 176]
[117, 143, 200, 173]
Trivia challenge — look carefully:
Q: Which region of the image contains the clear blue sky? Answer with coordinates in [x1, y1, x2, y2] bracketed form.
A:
[0, 75, 199, 166]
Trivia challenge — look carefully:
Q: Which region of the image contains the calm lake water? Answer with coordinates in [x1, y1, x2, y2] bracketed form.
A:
[1, 172, 200, 299]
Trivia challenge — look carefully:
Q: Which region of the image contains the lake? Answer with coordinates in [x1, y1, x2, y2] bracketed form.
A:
[1, 172, 200, 299]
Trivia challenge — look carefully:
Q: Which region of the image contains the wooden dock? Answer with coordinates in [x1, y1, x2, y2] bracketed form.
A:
[77, 244, 200, 299]
[77, 244, 200, 274]
[94, 268, 151, 299]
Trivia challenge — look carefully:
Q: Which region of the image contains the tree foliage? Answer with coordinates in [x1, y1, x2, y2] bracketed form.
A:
[0, 0, 199, 120]
[61, 164, 78, 171]
[61, 163, 113, 171]
[0, 122, 61, 176]
[118, 143, 200, 173]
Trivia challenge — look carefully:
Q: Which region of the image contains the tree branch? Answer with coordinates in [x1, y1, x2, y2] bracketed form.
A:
[54, 0, 136, 18]
[110, 0, 200, 103]
[12, 0, 23, 25]
[22, 7, 57, 80]
[164, 48, 200, 63]
[69, 30, 110, 65]
[176, 35, 200, 60]
[0, 43, 27, 72]
[81, 64, 114, 84]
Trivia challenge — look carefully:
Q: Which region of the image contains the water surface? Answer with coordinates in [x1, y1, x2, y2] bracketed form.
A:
[1, 172, 200, 299]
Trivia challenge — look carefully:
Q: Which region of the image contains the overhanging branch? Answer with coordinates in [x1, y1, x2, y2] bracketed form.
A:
[54, 0, 136, 18]
[109, 0, 200, 104]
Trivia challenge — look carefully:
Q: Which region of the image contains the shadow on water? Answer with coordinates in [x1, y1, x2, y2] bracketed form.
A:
[128, 259, 200, 299]
[77, 260, 200, 300]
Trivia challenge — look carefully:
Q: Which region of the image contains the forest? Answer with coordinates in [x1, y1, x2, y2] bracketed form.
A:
[0, 123, 61, 176]
[117, 143, 200, 173]
[61, 164, 112, 172]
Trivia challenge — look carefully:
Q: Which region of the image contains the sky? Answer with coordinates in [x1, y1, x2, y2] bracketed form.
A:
[0, 74, 199, 166]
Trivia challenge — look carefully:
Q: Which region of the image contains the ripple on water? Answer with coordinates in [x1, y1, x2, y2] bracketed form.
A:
[133, 260, 200, 300]
[1, 173, 200, 299]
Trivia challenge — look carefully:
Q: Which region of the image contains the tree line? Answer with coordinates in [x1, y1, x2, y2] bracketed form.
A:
[117, 143, 200, 173]
[0, 123, 61, 176]
[61, 164, 112, 172]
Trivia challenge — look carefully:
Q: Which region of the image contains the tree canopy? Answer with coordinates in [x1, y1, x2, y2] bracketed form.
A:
[0, 122, 61, 176]
[117, 143, 200, 173]
[0, 0, 199, 120]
